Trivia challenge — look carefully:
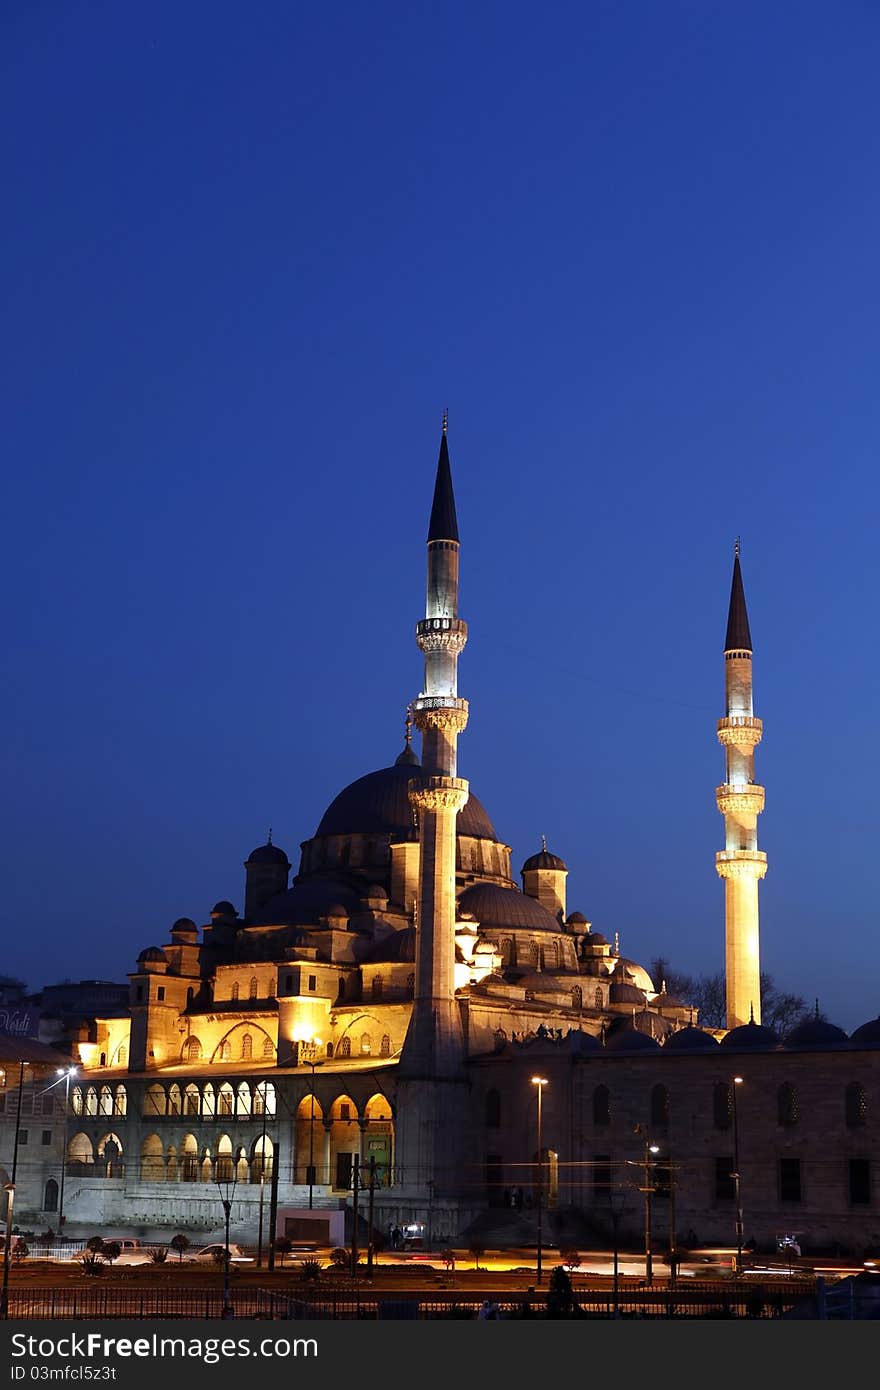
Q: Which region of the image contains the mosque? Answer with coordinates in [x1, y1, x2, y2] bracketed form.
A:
[20, 424, 878, 1259]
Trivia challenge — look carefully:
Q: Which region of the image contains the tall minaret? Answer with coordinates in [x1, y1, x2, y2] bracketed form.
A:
[400, 413, 470, 1079]
[715, 542, 767, 1028]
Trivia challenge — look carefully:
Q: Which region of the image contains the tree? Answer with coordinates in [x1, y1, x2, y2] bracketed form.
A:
[86, 1236, 105, 1254]
[467, 1241, 485, 1270]
[102, 1241, 121, 1265]
[170, 1233, 191, 1263]
[12, 1238, 29, 1263]
[274, 1237, 293, 1268]
[650, 961, 810, 1033]
[546, 1265, 579, 1318]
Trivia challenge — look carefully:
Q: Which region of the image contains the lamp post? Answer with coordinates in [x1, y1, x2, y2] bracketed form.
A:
[216, 1152, 242, 1320]
[531, 1076, 548, 1285]
[56, 1067, 77, 1236]
[256, 1080, 268, 1269]
[607, 1181, 626, 1318]
[0, 1183, 15, 1320]
[732, 1076, 744, 1275]
[306, 1043, 323, 1210]
[642, 1138, 660, 1285]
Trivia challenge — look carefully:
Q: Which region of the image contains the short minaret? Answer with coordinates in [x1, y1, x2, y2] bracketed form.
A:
[400, 415, 470, 1079]
[715, 543, 767, 1028]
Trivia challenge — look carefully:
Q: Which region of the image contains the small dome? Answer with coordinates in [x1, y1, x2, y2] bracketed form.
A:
[581, 931, 607, 947]
[137, 946, 166, 963]
[664, 1025, 720, 1052]
[171, 918, 198, 936]
[211, 901, 238, 918]
[783, 1017, 849, 1048]
[849, 1016, 880, 1046]
[457, 883, 562, 933]
[325, 903, 350, 919]
[567, 1028, 602, 1055]
[567, 912, 588, 925]
[246, 842, 289, 866]
[363, 884, 388, 902]
[720, 1019, 780, 1049]
[604, 1022, 661, 1052]
[522, 848, 567, 873]
[613, 957, 656, 994]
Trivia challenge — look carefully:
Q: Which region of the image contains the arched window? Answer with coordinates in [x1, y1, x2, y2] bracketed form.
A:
[117, 1045, 127, 1066]
[542, 943, 558, 970]
[71, 1087, 83, 1116]
[360, 1033, 372, 1055]
[218, 1039, 231, 1062]
[231, 982, 240, 1002]
[337, 979, 347, 1001]
[184, 1084, 200, 1117]
[499, 938, 513, 967]
[485, 1088, 501, 1128]
[85, 1087, 98, 1116]
[217, 1084, 234, 1116]
[43, 1178, 59, 1212]
[99, 1087, 113, 1116]
[777, 1083, 798, 1127]
[326, 1042, 334, 1058]
[339, 1037, 351, 1058]
[371, 976, 384, 1000]
[168, 1085, 182, 1117]
[406, 974, 415, 998]
[593, 987, 603, 1010]
[183, 1036, 203, 1062]
[113, 1086, 127, 1117]
[713, 1082, 732, 1130]
[845, 1082, 867, 1128]
[262, 1036, 274, 1059]
[651, 1083, 670, 1129]
[380, 1034, 391, 1057]
[249, 976, 258, 1000]
[593, 1085, 611, 1127]
[140, 1134, 164, 1182]
[571, 986, 583, 1010]
[241, 1034, 253, 1061]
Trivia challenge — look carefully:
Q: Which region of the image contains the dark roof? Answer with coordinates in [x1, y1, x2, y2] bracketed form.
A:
[850, 1016, 880, 1046]
[783, 1017, 849, 1048]
[720, 1018, 780, 1049]
[395, 743, 420, 767]
[314, 762, 496, 840]
[246, 842, 290, 866]
[427, 429, 459, 542]
[137, 946, 166, 963]
[609, 981, 647, 1005]
[361, 927, 416, 964]
[567, 912, 588, 925]
[211, 901, 238, 918]
[0, 1034, 73, 1066]
[725, 550, 753, 651]
[171, 918, 198, 935]
[604, 1022, 661, 1052]
[664, 1025, 720, 1052]
[457, 883, 562, 933]
[522, 849, 567, 873]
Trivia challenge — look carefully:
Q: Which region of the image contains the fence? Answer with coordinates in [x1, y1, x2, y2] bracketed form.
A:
[5, 1281, 809, 1320]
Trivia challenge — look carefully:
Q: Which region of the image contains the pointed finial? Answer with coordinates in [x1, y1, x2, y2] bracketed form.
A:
[442, 407, 448, 435]
[735, 535, 741, 558]
[541, 833, 547, 853]
[614, 931, 620, 956]
[749, 1001, 755, 1023]
[267, 827, 273, 845]
[689, 1004, 695, 1026]
[405, 705, 413, 747]
[661, 978, 667, 995]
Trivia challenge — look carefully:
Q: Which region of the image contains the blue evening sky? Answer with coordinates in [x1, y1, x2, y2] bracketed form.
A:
[2, 2, 878, 1031]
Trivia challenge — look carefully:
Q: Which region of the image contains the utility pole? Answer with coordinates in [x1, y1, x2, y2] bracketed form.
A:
[350, 1156, 360, 1278]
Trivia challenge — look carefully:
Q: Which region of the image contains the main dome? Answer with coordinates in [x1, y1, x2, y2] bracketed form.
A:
[314, 762, 497, 840]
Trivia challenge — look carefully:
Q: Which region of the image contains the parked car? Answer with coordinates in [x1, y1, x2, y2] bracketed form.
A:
[181, 1243, 253, 1264]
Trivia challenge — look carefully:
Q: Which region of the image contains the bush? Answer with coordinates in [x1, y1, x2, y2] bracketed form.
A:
[102, 1242, 121, 1265]
[86, 1236, 105, 1254]
[298, 1258, 322, 1284]
[12, 1239, 29, 1263]
[80, 1254, 105, 1277]
[149, 1247, 168, 1264]
[329, 1247, 349, 1269]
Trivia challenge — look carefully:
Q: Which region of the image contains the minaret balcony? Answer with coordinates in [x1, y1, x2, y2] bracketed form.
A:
[717, 716, 763, 748]
[715, 849, 768, 880]
[716, 783, 765, 817]
[416, 617, 468, 655]
[412, 695, 469, 737]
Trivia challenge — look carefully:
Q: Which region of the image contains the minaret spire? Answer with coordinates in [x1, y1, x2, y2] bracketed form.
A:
[715, 547, 766, 1029]
[396, 419, 471, 1195]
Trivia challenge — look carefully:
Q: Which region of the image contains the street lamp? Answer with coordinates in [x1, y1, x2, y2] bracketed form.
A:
[306, 1042, 323, 1210]
[642, 1138, 660, 1285]
[531, 1076, 548, 1285]
[732, 1076, 744, 1275]
[56, 1067, 77, 1236]
[606, 1180, 626, 1318]
[216, 1148, 243, 1319]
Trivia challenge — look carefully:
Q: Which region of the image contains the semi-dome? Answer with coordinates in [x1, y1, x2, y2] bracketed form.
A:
[664, 1025, 720, 1051]
[522, 848, 567, 873]
[457, 883, 562, 932]
[137, 946, 166, 963]
[850, 1016, 880, 1046]
[720, 1019, 780, 1049]
[609, 980, 647, 1005]
[613, 957, 656, 994]
[315, 762, 497, 840]
[246, 842, 289, 865]
[783, 1017, 849, 1048]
